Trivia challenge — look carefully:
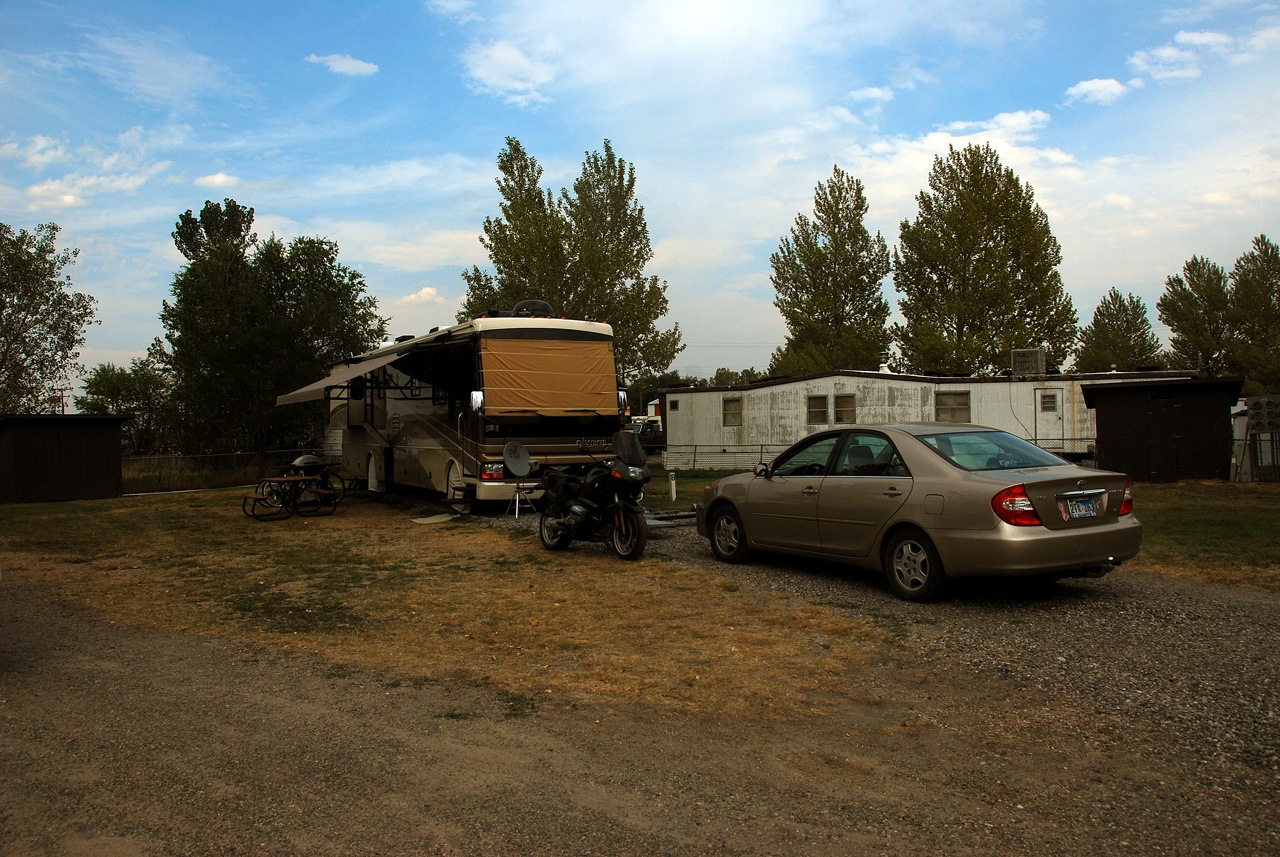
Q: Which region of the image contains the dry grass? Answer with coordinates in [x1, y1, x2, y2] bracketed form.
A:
[0, 489, 883, 717]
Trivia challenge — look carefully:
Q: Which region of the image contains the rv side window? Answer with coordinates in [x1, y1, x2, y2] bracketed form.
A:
[349, 376, 365, 401]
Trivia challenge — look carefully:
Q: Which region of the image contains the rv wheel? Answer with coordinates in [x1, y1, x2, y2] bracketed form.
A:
[445, 461, 467, 503]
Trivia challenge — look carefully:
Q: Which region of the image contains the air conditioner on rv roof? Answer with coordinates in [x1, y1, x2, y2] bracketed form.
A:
[1011, 348, 1046, 375]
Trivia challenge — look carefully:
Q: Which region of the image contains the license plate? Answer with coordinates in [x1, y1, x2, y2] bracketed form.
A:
[1064, 497, 1097, 519]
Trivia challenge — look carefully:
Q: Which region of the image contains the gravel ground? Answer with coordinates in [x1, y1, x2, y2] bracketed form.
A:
[2, 502, 1277, 855]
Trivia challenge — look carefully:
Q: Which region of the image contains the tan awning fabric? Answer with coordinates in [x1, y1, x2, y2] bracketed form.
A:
[276, 350, 402, 405]
[480, 338, 618, 415]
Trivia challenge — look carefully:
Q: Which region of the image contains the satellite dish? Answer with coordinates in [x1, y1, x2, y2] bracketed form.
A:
[502, 441, 532, 478]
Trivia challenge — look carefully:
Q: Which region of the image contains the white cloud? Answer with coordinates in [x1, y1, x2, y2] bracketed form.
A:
[78, 29, 234, 110]
[1128, 44, 1202, 79]
[943, 109, 1052, 142]
[1064, 78, 1128, 106]
[461, 40, 556, 105]
[24, 161, 171, 210]
[401, 286, 448, 304]
[1105, 193, 1133, 207]
[305, 53, 379, 76]
[847, 86, 894, 103]
[0, 135, 71, 169]
[194, 171, 240, 188]
[1174, 30, 1234, 52]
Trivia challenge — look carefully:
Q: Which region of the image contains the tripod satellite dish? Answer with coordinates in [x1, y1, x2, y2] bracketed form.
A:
[502, 441, 533, 517]
[503, 441, 532, 478]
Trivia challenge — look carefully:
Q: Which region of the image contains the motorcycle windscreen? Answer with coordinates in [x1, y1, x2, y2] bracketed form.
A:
[612, 430, 646, 467]
[479, 338, 618, 416]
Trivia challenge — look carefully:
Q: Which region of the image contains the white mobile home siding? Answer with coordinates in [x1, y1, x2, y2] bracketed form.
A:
[663, 370, 1198, 456]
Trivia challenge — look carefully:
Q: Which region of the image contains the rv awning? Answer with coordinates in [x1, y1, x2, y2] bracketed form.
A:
[276, 350, 403, 405]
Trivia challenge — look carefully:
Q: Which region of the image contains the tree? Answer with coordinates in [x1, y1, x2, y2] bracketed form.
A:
[1227, 234, 1280, 395]
[708, 367, 767, 387]
[1157, 255, 1232, 375]
[459, 138, 683, 382]
[891, 144, 1077, 375]
[1072, 289, 1164, 373]
[157, 199, 388, 454]
[768, 166, 890, 376]
[75, 354, 173, 454]
[0, 222, 97, 413]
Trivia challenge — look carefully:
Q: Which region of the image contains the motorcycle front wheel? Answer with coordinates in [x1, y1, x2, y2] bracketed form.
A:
[610, 507, 648, 560]
[539, 507, 573, 550]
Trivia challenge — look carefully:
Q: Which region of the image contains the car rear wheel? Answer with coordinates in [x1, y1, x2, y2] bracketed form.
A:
[709, 507, 751, 564]
[884, 529, 946, 602]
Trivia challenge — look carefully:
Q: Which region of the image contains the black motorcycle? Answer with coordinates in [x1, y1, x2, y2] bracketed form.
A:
[536, 430, 652, 560]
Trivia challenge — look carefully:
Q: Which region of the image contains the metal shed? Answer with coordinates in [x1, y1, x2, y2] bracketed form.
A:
[0, 415, 132, 504]
[1081, 378, 1243, 483]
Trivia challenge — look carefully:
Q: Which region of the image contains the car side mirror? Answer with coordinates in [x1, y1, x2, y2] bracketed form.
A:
[753, 463, 769, 478]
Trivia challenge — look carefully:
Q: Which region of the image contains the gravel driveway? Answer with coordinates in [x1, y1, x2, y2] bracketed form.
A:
[2, 510, 1277, 855]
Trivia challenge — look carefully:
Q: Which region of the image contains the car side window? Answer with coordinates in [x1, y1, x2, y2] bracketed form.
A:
[833, 433, 911, 478]
[771, 436, 839, 477]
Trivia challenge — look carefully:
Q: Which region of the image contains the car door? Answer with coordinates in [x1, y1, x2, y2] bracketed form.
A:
[817, 431, 913, 558]
[744, 434, 840, 550]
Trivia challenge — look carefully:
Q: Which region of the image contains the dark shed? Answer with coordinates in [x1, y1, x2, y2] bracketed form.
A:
[1082, 378, 1243, 482]
[0, 415, 132, 504]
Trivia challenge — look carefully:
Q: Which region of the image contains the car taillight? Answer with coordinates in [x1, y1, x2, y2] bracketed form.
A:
[992, 484, 1042, 526]
[1119, 477, 1133, 515]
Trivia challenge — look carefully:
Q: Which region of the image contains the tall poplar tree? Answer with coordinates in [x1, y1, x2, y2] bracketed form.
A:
[459, 138, 682, 382]
[891, 144, 1077, 375]
[1156, 255, 1232, 375]
[1227, 234, 1280, 395]
[1073, 288, 1164, 372]
[768, 166, 890, 376]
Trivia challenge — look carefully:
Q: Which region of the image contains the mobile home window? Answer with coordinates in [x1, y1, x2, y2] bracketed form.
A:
[723, 397, 743, 427]
[807, 395, 829, 425]
[834, 394, 856, 424]
[935, 391, 971, 423]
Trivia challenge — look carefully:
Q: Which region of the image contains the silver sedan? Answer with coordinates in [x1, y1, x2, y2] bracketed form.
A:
[694, 424, 1143, 602]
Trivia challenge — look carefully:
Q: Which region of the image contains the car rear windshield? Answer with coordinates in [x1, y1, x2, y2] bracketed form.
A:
[916, 430, 1068, 472]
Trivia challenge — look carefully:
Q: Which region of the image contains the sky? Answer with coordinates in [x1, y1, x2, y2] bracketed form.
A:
[2, 1, 1278, 384]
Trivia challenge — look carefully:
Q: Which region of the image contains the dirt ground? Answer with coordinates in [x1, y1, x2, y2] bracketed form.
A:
[2, 501, 1278, 856]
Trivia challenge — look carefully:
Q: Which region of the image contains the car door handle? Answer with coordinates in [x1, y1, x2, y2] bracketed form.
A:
[802, 486, 819, 495]
[882, 487, 903, 497]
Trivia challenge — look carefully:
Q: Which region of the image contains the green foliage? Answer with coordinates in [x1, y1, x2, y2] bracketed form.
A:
[459, 138, 683, 382]
[769, 166, 890, 375]
[1158, 235, 1280, 394]
[156, 199, 388, 454]
[0, 222, 97, 413]
[1073, 288, 1165, 373]
[1226, 235, 1280, 395]
[1157, 255, 1232, 374]
[75, 354, 172, 454]
[707, 367, 767, 387]
[891, 144, 1077, 375]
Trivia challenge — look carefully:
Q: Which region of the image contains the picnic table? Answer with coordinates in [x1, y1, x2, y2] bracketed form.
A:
[241, 474, 338, 521]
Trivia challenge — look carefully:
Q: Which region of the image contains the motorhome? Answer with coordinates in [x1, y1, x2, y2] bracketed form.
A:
[278, 302, 626, 503]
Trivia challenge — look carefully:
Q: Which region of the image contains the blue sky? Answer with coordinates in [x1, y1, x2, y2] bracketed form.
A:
[3, 1, 1278, 381]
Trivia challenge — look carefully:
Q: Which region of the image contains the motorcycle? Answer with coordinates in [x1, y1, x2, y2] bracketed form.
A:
[536, 430, 652, 560]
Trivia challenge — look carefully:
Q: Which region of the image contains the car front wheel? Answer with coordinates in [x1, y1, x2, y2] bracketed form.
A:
[884, 529, 946, 602]
[709, 507, 751, 563]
